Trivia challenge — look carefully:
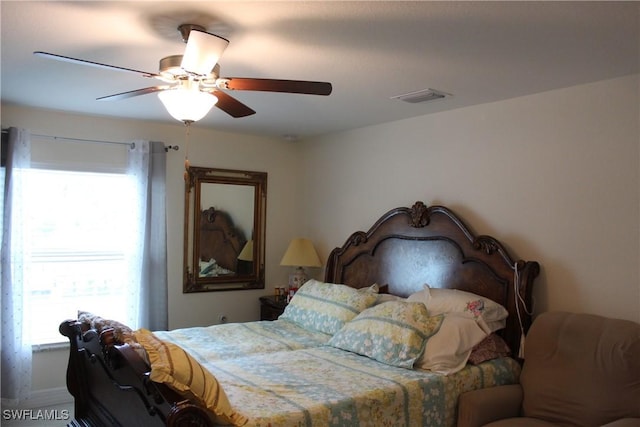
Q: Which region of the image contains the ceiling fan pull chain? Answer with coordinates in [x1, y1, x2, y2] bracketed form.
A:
[183, 120, 193, 180]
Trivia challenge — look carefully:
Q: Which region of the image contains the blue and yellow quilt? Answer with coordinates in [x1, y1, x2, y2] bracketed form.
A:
[154, 319, 331, 361]
[186, 345, 519, 427]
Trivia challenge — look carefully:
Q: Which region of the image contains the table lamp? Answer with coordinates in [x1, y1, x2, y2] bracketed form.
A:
[236, 240, 253, 275]
[237, 240, 253, 262]
[280, 238, 322, 288]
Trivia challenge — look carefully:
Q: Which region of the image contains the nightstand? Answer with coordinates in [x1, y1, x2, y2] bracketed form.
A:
[259, 295, 288, 320]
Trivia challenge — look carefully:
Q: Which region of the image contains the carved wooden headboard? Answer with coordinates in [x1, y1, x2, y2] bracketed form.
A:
[325, 201, 540, 356]
[198, 207, 246, 272]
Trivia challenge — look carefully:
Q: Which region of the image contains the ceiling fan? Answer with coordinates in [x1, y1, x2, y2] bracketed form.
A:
[34, 24, 333, 123]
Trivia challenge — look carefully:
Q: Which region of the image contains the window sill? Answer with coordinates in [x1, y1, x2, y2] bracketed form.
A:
[32, 341, 69, 353]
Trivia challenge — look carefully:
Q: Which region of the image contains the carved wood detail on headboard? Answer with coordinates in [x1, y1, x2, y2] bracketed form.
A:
[325, 201, 540, 357]
[409, 200, 430, 227]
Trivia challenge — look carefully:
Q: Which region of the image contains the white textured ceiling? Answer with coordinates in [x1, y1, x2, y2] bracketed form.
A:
[1, 1, 638, 139]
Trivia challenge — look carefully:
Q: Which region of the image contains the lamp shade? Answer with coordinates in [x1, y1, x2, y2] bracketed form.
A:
[280, 238, 322, 267]
[237, 240, 253, 261]
[158, 83, 217, 122]
[181, 30, 229, 76]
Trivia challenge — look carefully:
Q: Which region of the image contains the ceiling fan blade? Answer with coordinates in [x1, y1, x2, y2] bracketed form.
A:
[97, 86, 171, 101]
[214, 91, 256, 118]
[34, 51, 159, 78]
[181, 30, 229, 76]
[222, 78, 332, 96]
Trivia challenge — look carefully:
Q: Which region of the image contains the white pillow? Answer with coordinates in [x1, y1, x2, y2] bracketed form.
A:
[414, 313, 488, 375]
[408, 284, 508, 334]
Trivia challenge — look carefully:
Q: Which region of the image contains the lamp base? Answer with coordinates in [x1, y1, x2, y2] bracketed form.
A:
[290, 266, 308, 288]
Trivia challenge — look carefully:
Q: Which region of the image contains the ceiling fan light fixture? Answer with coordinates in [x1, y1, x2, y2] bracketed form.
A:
[181, 29, 229, 76]
[158, 83, 218, 122]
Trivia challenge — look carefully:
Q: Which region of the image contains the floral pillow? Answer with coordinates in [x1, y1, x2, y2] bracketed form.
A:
[407, 284, 508, 333]
[279, 279, 378, 335]
[78, 310, 136, 344]
[328, 301, 444, 368]
[77, 310, 152, 362]
[359, 283, 404, 305]
[468, 333, 511, 365]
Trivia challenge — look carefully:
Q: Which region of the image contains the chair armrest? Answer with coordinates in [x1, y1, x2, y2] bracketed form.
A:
[457, 384, 523, 427]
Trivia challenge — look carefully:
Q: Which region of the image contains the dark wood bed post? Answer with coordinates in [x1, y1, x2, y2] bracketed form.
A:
[59, 320, 90, 426]
[59, 320, 214, 427]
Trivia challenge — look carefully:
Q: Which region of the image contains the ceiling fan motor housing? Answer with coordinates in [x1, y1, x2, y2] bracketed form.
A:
[159, 55, 184, 79]
[178, 24, 206, 43]
[159, 55, 221, 82]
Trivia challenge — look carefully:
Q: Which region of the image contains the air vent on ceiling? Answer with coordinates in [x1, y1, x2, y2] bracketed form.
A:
[391, 88, 451, 104]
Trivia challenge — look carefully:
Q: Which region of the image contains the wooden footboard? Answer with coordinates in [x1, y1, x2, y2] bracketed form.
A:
[59, 320, 213, 427]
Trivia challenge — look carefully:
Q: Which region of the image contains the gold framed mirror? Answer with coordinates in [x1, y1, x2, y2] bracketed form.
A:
[184, 166, 267, 292]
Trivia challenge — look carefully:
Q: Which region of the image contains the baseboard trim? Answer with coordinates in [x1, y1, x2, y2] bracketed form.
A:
[23, 387, 72, 408]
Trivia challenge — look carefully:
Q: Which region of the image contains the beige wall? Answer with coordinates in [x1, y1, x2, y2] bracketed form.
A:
[2, 73, 638, 394]
[302, 74, 640, 325]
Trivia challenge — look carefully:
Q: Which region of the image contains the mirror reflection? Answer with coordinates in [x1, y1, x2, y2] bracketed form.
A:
[184, 167, 267, 292]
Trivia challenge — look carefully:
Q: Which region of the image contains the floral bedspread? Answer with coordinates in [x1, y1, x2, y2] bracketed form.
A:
[153, 319, 331, 361]
[197, 346, 521, 427]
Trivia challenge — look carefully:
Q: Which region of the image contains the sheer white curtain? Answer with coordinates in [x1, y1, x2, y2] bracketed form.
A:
[128, 140, 168, 331]
[1, 134, 168, 406]
[1, 128, 32, 405]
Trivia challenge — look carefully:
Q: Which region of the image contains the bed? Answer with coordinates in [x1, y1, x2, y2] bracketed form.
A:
[59, 201, 539, 427]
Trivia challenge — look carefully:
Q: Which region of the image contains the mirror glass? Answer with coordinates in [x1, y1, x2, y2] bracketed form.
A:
[184, 167, 267, 292]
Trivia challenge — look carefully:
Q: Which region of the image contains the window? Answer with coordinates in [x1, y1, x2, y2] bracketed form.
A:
[23, 168, 138, 345]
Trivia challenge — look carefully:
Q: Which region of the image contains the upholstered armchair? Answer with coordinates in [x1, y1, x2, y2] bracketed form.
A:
[457, 311, 640, 427]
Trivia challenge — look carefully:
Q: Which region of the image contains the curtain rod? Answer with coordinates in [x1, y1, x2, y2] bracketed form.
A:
[32, 133, 137, 148]
[1, 129, 179, 152]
